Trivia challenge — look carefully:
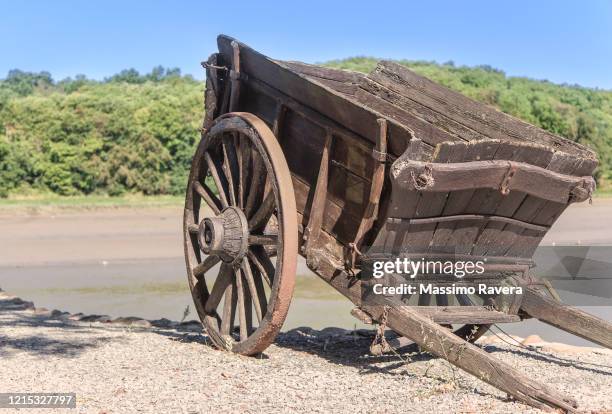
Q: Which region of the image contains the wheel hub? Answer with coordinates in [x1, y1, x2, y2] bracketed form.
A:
[198, 206, 249, 264]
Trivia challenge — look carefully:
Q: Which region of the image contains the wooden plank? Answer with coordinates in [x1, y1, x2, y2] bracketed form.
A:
[400, 141, 457, 254]
[414, 306, 521, 324]
[355, 78, 465, 147]
[370, 60, 596, 160]
[473, 142, 554, 256]
[359, 77, 484, 142]
[521, 287, 612, 349]
[303, 131, 333, 260]
[390, 158, 594, 204]
[408, 214, 548, 232]
[438, 140, 499, 255]
[353, 119, 388, 250]
[503, 153, 593, 258]
[292, 176, 362, 245]
[218, 35, 412, 158]
[428, 142, 469, 252]
[280, 60, 364, 84]
[280, 61, 361, 96]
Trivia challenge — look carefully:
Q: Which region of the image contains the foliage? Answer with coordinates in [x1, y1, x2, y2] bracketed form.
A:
[1, 59, 611, 197]
[0, 68, 202, 197]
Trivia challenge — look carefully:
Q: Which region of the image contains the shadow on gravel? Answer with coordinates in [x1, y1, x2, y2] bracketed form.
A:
[274, 327, 432, 375]
[0, 311, 120, 359]
[0, 332, 115, 359]
[275, 327, 612, 379]
[484, 344, 612, 376]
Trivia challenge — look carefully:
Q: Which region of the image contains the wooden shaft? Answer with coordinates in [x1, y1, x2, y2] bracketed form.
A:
[363, 303, 577, 412]
[311, 255, 578, 413]
[391, 158, 595, 204]
[521, 287, 612, 349]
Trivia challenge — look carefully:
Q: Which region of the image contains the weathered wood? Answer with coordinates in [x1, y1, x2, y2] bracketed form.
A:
[353, 119, 388, 250]
[272, 102, 286, 138]
[478, 142, 558, 256]
[311, 251, 577, 412]
[281, 61, 361, 96]
[414, 306, 521, 324]
[292, 176, 362, 245]
[521, 287, 612, 349]
[503, 153, 593, 258]
[303, 130, 333, 263]
[355, 78, 461, 147]
[359, 76, 482, 143]
[366, 303, 577, 412]
[350, 307, 373, 324]
[229, 41, 242, 112]
[435, 140, 500, 255]
[218, 35, 412, 158]
[407, 214, 549, 232]
[370, 60, 595, 160]
[391, 158, 595, 204]
[281, 60, 363, 85]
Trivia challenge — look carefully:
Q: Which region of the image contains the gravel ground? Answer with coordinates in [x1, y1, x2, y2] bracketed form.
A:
[1, 291, 611, 414]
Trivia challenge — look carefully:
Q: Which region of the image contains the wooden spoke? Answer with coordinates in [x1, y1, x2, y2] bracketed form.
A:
[244, 279, 253, 335]
[455, 293, 473, 306]
[248, 234, 278, 246]
[252, 263, 268, 319]
[241, 258, 264, 323]
[221, 279, 237, 336]
[188, 224, 199, 234]
[245, 150, 267, 217]
[193, 255, 221, 277]
[234, 267, 248, 341]
[204, 264, 233, 313]
[248, 191, 275, 232]
[436, 294, 449, 306]
[418, 293, 431, 306]
[193, 181, 221, 215]
[222, 138, 239, 206]
[248, 247, 275, 286]
[204, 152, 230, 209]
[237, 134, 252, 208]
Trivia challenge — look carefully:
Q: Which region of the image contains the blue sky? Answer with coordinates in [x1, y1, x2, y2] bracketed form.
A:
[2, 0, 611, 89]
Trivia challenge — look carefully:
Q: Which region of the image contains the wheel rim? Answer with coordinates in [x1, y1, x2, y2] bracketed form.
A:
[184, 112, 297, 355]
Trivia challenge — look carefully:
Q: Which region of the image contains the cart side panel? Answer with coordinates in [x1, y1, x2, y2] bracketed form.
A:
[234, 78, 376, 247]
[372, 139, 595, 262]
[217, 35, 412, 158]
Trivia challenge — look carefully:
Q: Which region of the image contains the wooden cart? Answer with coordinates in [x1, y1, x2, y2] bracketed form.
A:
[183, 35, 612, 412]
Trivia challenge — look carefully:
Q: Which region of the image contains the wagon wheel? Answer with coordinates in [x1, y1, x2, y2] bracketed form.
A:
[184, 112, 298, 355]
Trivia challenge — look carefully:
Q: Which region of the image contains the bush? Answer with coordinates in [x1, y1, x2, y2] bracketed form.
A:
[0, 68, 202, 196]
[1, 60, 611, 197]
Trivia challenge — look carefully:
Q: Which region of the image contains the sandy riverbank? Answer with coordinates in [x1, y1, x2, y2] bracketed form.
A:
[2, 199, 612, 345]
